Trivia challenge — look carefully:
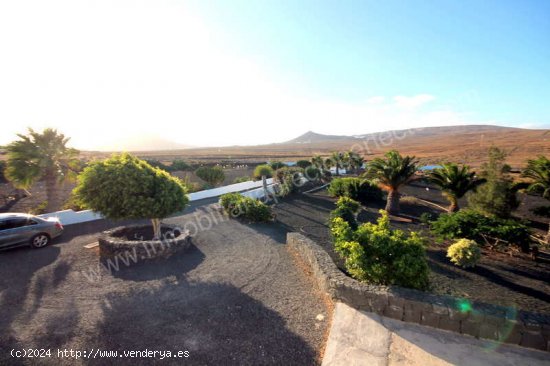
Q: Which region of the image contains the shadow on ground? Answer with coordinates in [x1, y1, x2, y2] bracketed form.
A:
[86, 281, 318, 366]
[0, 245, 60, 365]
[102, 242, 205, 282]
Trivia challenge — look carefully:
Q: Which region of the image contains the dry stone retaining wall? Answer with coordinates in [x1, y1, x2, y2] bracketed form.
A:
[287, 232, 550, 352]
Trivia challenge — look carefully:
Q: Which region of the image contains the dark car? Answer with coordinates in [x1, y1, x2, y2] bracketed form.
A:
[0, 213, 63, 250]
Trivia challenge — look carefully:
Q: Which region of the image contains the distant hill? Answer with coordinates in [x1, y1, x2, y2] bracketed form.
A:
[286, 131, 358, 144]
[286, 125, 523, 143]
[83, 124, 549, 168]
[172, 124, 549, 168]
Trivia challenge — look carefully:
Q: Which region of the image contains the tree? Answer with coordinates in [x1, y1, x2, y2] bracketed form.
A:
[345, 151, 365, 174]
[296, 159, 312, 169]
[468, 147, 519, 218]
[330, 151, 345, 176]
[74, 153, 188, 239]
[195, 166, 225, 187]
[428, 163, 486, 212]
[254, 164, 274, 200]
[5, 128, 80, 213]
[311, 155, 325, 170]
[171, 159, 190, 171]
[522, 155, 550, 243]
[366, 150, 418, 214]
[270, 161, 286, 170]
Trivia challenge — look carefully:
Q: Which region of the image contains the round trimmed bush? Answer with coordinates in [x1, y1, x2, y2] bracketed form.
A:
[447, 238, 481, 268]
[74, 153, 189, 239]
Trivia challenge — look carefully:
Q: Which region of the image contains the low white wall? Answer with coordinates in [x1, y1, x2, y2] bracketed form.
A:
[39, 210, 103, 226]
[188, 178, 273, 201]
[39, 178, 276, 225]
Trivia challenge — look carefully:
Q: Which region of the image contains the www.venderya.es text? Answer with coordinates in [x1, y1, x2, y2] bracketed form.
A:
[11, 348, 190, 360]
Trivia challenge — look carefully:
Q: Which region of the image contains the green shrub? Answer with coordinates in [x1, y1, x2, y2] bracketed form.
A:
[233, 176, 251, 184]
[275, 167, 304, 197]
[171, 159, 190, 171]
[296, 160, 312, 169]
[270, 161, 286, 170]
[304, 166, 321, 181]
[330, 210, 429, 290]
[447, 239, 481, 268]
[219, 193, 272, 222]
[328, 177, 383, 203]
[430, 209, 530, 252]
[419, 212, 436, 225]
[195, 166, 225, 187]
[329, 197, 360, 230]
[253, 164, 273, 180]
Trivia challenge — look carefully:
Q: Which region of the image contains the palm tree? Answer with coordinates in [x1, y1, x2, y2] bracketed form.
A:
[346, 151, 364, 174]
[311, 155, 325, 170]
[330, 151, 344, 176]
[522, 155, 550, 243]
[428, 163, 486, 212]
[5, 128, 80, 213]
[367, 150, 418, 214]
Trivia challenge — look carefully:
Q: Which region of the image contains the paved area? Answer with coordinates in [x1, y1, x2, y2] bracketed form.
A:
[323, 302, 550, 366]
[0, 204, 329, 365]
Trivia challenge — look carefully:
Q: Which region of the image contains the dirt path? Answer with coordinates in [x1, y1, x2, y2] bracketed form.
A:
[0, 206, 329, 365]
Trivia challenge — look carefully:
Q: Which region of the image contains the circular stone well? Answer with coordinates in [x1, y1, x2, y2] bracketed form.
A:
[98, 224, 191, 260]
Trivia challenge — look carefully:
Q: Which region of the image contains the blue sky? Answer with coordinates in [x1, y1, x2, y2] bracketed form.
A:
[188, 0, 550, 126]
[0, 0, 548, 148]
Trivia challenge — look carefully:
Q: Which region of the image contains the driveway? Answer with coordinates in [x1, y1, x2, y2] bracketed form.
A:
[0, 204, 329, 365]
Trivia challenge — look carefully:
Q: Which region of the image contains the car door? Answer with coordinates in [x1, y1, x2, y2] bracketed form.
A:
[0, 219, 11, 248]
[0, 218, 37, 248]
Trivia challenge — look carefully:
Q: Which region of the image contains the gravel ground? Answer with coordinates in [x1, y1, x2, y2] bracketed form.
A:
[0, 205, 329, 365]
[273, 187, 550, 315]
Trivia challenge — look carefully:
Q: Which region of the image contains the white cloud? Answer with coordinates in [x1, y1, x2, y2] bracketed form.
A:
[393, 94, 435, 109]
[366, 96, 386, 104]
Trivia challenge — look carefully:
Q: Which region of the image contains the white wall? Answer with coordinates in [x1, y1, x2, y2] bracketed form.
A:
[39, 178, 275, 225]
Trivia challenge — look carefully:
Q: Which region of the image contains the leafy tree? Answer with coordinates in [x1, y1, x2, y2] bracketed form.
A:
[428, 163, 486, 212]
[195, 166, 225, 187]
[254, 164, 274, 200]
[171, 159, 190, 171]
[304, 165, 321, 182]
[330, 151, 345, 175]
[366, 150, 418, 214]
[270, 161, 286, 170]
[296, 159, 312, 169]
[74, 153, 188, 239]
[522, 155, 550, 243]
[468, 147, 519, 218]
[345, 151, 365, 173]
[5, 128, 80, 212]
[311, 155, 325, 170]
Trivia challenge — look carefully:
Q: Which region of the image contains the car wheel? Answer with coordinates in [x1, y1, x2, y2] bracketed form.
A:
[31, 234, 50, 248]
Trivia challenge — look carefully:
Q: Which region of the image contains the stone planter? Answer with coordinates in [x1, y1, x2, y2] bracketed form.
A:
[98, 224, 191, 261]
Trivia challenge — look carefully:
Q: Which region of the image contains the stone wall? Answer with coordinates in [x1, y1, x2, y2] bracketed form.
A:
[99, 225, 191, 261]
[287, 232, 550, 352]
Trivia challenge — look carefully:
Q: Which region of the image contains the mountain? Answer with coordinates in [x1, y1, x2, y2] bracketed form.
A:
[174, 124, 549, 168]
[287, 125, 523, 143]
[286, 131, 358, 144]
